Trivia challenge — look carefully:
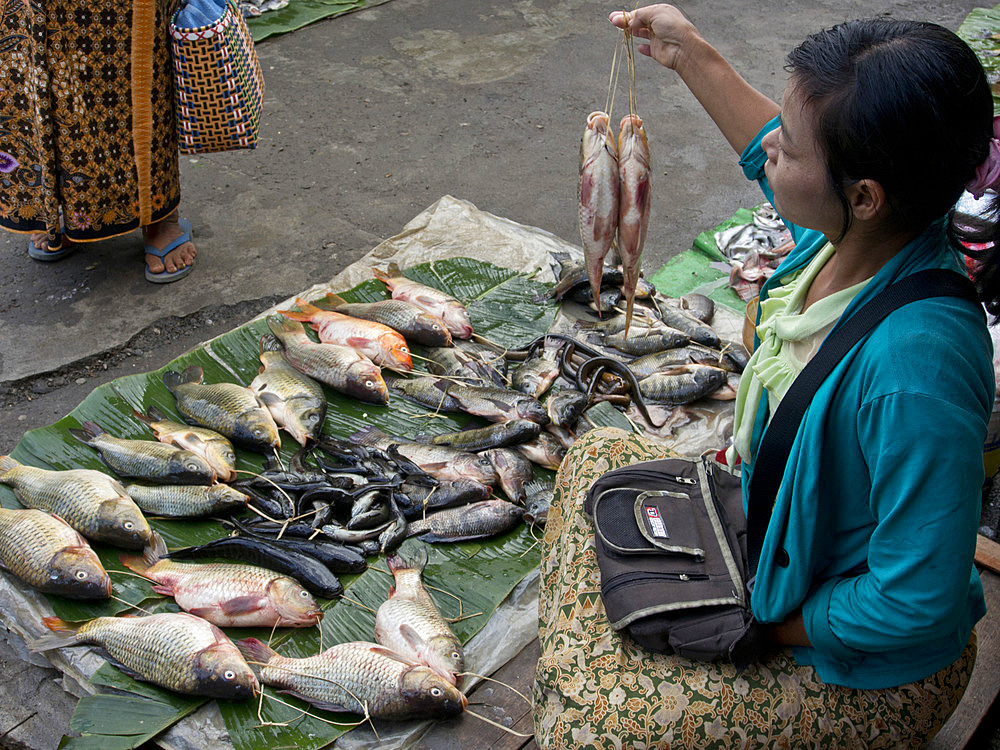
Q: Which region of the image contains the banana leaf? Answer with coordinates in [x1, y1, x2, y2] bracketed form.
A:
[246, 0, 393, 43]
[958, 5, 1000, 114]
[2, 258, 565, 750]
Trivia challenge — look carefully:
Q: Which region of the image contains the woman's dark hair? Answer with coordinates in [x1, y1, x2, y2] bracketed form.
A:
[785, 19, 1000, 313]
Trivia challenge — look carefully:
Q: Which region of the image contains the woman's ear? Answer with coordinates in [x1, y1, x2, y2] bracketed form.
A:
[846, 178, 888, 221]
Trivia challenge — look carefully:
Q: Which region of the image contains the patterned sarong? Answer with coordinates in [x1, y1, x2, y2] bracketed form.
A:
[0, 0, 180, 249]
[534, 427, 975, 749]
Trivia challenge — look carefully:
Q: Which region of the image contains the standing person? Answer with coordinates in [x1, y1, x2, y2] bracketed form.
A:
[0, 0, 197, 283]
[534, 5, 997, 747]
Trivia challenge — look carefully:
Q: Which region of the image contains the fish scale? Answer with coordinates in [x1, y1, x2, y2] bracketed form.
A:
[374, 548, 464, 683]
[71, 422, 215, 484]
[239, 639, 466, 719]
[30, 612, 258, 699]
[136, 408, 237, 483]
[0, 508, 111, 599]
[0, 456, 151, 549]
[250, 336, 327, 447]
[164, 367, 281, 454]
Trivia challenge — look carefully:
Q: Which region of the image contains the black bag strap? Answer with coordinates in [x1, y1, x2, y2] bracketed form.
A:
[745, 268, 980, 576]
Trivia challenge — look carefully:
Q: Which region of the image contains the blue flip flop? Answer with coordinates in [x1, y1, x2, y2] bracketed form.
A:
[145, 218, 194, 284]
[28, 236, 78, 262]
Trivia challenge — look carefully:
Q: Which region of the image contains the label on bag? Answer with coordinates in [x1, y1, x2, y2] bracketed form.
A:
[643, 504, 668, 538]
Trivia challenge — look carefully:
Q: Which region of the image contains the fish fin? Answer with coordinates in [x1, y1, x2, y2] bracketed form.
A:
[257, 392, 281, 408]
[67, 428, 92, 444]
[420, 461, 449, 472]
[147, 405, 166, 422]
[386, 552, 408, 573]
[349, 425, 384, 446]
[162, 370, 181, 393]
[181, 366, 204, 384]
[410, 544, 428, 572]
[418, 532, 483, 543]
[368, 643, 418, 665]
[278, 308, 313, 323]
[399, 623, 429, 654]
[267, 315, 301, 336]
[100, 652, 149, 683]
[124, 530, 168, 570]
[132, 408, 152, 426]
[414, 293, 440, 307]
[27, 618, 81, 652]
[150, 583, 174, 596]
[372, 266, 391, 285]
[236, 637, 278, 666]
[346, 336, 372, 348]
[80, 420, 104, 438]
[259, 333, 283, 354]
[281, 690, 356, 714]
[0, 455, 20, 474]
[324, 292, 346, 308]
[218, 596, 265, 616]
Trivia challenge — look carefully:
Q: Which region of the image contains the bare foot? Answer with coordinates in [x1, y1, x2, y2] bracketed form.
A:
[29, 232, 74, 254]
[143, 210, 196, 274]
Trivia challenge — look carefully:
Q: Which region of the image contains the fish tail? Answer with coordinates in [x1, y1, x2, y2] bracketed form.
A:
[235, 637, 278, 668]
[372, 266, 391, 284]
[132, 408, 153, 426]
[81, 420, 104, 438]
[0, 455, 20, 475]
[162, 370, 181, 393]
[324, 292, 347, 309]
[278, 305, 315, 323]
[120, 530, 167, 574]
[349, 425, 385, 446]
[624, 296, 635, 338]
[28, 617, 81, 652]
[266, 314, 301, 338]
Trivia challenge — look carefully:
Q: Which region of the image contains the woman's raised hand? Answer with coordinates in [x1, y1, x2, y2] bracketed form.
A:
[608, 4, 701, 71]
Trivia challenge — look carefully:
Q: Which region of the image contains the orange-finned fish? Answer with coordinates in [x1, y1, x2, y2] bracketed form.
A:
[279, 298, 413, 372]
[617, 113, 651, 335]
[120, 532, 323, 628]
[579, 110, 620, 315]
[373, 262, 474, 340]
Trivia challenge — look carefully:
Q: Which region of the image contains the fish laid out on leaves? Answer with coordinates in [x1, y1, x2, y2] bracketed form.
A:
[124, 482, 248, 518]
[266, 316, 389, 405]
[617, 113, 651, 334]
[0, 456, 151, 549]
[249, 334, 328, 447]
[374, 546, 464, 685]
[406, 498, 524, 543]
[579, 110, 620, 313]
[350, 426, 497, 487]
[511, 340, 562, 398]
[444, 383, 549, 425]
[165, 535, 345, 599]
[422, 419, 541, 453]
[280, 298, 413, 372]
[322, 293, 453, 347]
[134, 407, 238, 482]
[637, 364, 729, 405]
[385, 375, 464, 413]
[373, 262, 474, 339]
[29, 612, 259, 699]
[483, 447, 533, 505]
[514, 432, 567, 471]
[163, 365, 281, 454]
[236, 637, 466, 720]
[121, 532, 323, 628]
[0, 508, 111, 599]
[69, 421, 216, 485]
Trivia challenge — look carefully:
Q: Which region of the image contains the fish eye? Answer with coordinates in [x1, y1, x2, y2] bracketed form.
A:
[224, 451, 236, 462]
[431, 687, 442, 697]
[253, 426, 266, 438]
[224, 670, 236, 681]
[401, 346, 409, 354]
[365, 380, 375, 388]
[123, 521, 135, 530]
[300, 590, 310, 598]
[75, 570, 88, 580]
[451, 651, 460, 659]
[185, 460, 202, 470]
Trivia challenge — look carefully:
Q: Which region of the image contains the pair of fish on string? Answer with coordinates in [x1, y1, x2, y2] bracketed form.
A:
[579, 19, 651, 334]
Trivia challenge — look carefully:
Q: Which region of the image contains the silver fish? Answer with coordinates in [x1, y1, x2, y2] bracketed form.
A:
[637, 364, 729, 404]
[124, 483, 248, 518]
[69, 421, 216, 485]
[0, 455, 151, 549]
[250, 334, 327, 446]
[236, 637, 466, 719]
[351, 426, 497, 486]
[374, 546, 464, 684]
[134, 407, 238, 483]
[406, 498, 524, 543]
[163, 365, 281, 453]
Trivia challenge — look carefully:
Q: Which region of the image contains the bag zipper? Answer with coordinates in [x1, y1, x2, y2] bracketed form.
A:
[699, 456, 748, 606]
[603, 570, 710, 596]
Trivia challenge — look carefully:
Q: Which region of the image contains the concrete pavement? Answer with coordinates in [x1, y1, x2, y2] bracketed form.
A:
[0, 0, 983, 746]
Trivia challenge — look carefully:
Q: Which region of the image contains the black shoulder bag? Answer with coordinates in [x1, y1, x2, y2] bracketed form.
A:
[583, 269, 978, 667]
